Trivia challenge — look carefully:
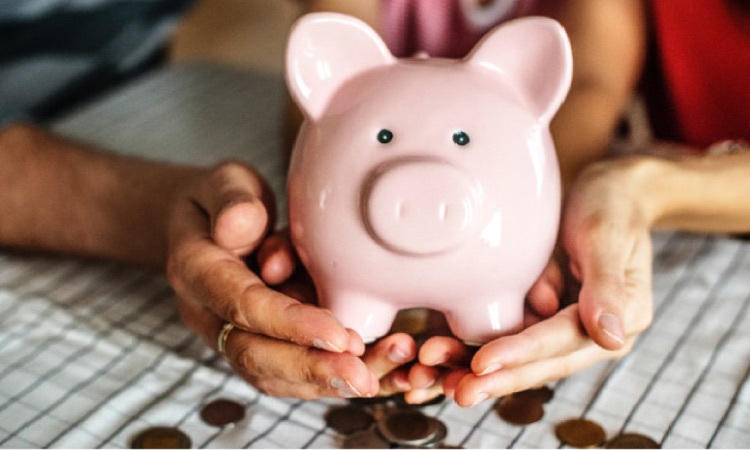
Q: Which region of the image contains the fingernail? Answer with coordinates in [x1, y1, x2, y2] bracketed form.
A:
[388, 344, 411, 364]
[478, 362, 502, 376]
[470, 392, 489, 407]
[313, 338, 343, 353]
[331, 377, 361, 398]
[598, 313, 625, 345]
[393, 373, 411, 390]
[408, 389, 430, 404]
[426, 353, 449, 366]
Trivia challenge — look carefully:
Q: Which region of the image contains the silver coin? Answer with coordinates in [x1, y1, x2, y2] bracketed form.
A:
[342, 428, 390, 449]
[377, 409, 439, 446]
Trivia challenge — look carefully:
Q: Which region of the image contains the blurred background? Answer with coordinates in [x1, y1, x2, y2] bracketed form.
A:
[169, 0, 305, 75]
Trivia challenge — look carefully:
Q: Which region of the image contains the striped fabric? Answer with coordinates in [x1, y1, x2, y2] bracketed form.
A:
[0, 0, 193, 126]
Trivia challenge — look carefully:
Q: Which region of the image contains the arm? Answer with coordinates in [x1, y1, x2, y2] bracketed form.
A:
[542, 0, 648, 189]
[0, 123, 197, 268]
[646, 149, 750, 233]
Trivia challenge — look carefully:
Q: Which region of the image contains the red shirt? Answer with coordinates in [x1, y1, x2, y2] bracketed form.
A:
[647, 0, 750, 148]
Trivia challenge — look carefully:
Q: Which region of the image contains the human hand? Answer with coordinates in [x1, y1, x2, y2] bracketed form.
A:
[257, 229, 421, 398]
[165, 161, 379, 399]
[416, 157, 656, 406]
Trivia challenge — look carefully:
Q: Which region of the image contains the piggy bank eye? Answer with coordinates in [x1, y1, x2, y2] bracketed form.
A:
[453, 131, 470, 146]
[377, 129, 394, 144]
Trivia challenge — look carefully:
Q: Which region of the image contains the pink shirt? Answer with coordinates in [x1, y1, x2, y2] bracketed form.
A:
[381, 0, 539, 58]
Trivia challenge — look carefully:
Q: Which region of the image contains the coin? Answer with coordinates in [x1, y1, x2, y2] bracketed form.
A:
[325, 405, 375, 435]
[555, 418, 607, 448]
[130, 426, 191, 449]
[199, 398, 245, 427]
[514, 386, 554, 404]
[421, 418, 448, 448]
[495, 395, 545, 426]
[606, 433, 660, 448]
[377, 409, 438, 446]
[342, 428, 390, 449]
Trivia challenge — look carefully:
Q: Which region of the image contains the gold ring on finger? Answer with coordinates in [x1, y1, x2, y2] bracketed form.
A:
[217, 322, 235, 357]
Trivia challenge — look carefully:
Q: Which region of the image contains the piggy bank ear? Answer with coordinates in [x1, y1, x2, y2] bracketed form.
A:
[467, 17, 572, 124]
[285, 13, 395, 121]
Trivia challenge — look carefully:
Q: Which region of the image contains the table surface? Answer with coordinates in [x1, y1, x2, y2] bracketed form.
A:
[0, 63, 748, 448]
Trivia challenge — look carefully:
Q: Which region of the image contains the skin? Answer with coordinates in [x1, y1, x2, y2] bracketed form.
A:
[0, 123, 415, 399]
[299, 0, 750, 406]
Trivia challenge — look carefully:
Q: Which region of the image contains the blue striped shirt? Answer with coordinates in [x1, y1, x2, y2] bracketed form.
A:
[0, 0, 193, 126]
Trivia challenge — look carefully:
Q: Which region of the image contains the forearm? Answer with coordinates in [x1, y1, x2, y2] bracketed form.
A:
[0, 123, 202, 269]
[544, 0, 647, 190]
[643, 150, 750, 233]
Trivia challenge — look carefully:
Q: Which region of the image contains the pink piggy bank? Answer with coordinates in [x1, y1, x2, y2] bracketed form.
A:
[285, 13, 572, 345]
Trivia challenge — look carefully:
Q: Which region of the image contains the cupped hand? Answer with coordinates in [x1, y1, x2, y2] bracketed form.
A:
[257, 229, 421, 399]
[417, 158, 656, 407]
[165, 161, 378, 399]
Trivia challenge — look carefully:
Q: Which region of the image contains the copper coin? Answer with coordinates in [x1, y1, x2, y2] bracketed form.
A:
[555, 418, 607, 448]
[130, 426, 191, 449]
[342, 428, 390, 449]
[325, 405, 375, 435]
[199, 398, 245, 427]
[606, 433, 660, 448]
[421, 419, 448, 448]
[495, 395, 545, 426]
[514, 386, 554, 404]
[377, 409, 438, 446]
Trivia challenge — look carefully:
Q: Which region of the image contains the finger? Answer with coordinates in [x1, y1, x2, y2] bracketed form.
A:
[362, 333, 416, 379]
[454, 340, 634, 407]
[175, 236, 360, 354]
[409, 363, 440, 390]
[471, 305, 588, 375]
[565, 224, 631, 350]
[418, 336, 474, 367]
[526, 258, 563, 318]
[224, 326, 378, 398]
[257, 230, 296, 285]
[402, 383, 444, 405]
[440, 368, 472, 399]
[377, 370, 412, 397]
[193, 162, 275, 255]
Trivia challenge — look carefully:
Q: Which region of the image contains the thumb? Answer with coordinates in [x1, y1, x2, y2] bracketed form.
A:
[567, 228, 629, 351]
[194, 163, 275, 255]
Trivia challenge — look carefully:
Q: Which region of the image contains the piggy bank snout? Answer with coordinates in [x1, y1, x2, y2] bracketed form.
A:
[362, 159, 481, 255]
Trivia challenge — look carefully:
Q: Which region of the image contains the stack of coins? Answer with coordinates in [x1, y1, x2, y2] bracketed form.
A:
[325, 395, 458, 449]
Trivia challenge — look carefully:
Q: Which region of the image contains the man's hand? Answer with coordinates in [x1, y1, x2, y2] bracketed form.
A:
[166, 161, 380, 399]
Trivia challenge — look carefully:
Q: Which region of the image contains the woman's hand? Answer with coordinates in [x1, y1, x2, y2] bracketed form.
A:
[416, 157, 658, 406]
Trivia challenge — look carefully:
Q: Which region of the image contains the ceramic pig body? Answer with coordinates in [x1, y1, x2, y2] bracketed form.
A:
[285, 13, 572, 344]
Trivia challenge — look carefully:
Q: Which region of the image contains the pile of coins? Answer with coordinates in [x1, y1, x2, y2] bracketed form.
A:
[493, 386, 660, 449]
[325, 395, 457, 449]
[128, 387, 660, 449]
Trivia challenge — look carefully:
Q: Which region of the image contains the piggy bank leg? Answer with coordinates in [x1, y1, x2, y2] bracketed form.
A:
[321, 291, 399, 344]
[443, 298, 525, 346]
